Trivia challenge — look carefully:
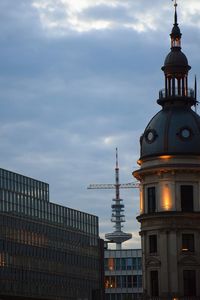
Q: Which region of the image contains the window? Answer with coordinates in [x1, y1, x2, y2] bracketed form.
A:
[150, 270, 159, 297]
[121, 276, 127, 288]
[132, 257, 137, 269]
[116, 276, 121, 288]
[181, 185, 193, 212]
[138, 275, 142, 288]
[110, 276, 116, 288]
[183, 270, 196, 296]
[127, 275, 132, 288]
[115, 258, 120, 270]
[126, 258, 132, 270]
[149, 235, 157, 254]
[111, 294, 115, 300]
[137, 257, 142, 270]
[104, 258, 108, 271]
[105, 276, 109, 289]
[148, 187, 156, 213]
[121, 258, 126, 270]
[182, 234, 194, 252]
[108, 258, 115, 271]
[133, 275, 137, 288]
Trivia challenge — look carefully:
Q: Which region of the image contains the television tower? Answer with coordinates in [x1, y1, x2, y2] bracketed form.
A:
[88, 148, 138, 249]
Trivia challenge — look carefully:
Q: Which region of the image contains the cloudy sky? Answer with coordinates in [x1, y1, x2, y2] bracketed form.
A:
[0, 0, 200, 249]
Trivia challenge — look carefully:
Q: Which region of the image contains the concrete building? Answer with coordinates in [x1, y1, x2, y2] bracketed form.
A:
[133, 3, 200, 299]
[0, 167, 104, 300]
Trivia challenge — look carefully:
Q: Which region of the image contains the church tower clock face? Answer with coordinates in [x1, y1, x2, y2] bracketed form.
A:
[133, 2, 200, 298]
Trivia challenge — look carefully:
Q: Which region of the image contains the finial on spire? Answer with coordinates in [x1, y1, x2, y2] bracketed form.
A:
[116, 148, 118, 169]
[172, 0, 177, 7]
[172, 0, 178, 25]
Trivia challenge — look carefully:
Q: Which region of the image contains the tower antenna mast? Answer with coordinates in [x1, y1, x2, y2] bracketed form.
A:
[88, 149, 139, 250]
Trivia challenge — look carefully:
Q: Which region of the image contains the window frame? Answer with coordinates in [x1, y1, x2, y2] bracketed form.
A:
[149, 234, 158, 254]
[182, 233, 195, 253]
[147, 186, 156, 213]
[183, 270, 196, 296]
[180, 185, 194, 212]
[150, 270, 159, 297]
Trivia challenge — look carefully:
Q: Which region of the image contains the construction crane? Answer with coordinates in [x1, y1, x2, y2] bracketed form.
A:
[88, 182, 139, 190]
[87, 148, 139, 250]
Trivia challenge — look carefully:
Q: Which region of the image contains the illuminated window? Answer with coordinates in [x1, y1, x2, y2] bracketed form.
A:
[140, 187, 144, 214]
[182, 234, 194, 252]
[105, 276, 110, 289]
[162, 183, 172, 211]
[181, 185, 193, 212]
[104, 276, 116, 288]
[148, 187, 156, 213]
[108, 258, 115, 271]
[0, 253, 5, 267]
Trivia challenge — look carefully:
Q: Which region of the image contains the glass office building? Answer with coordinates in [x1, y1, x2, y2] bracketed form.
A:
[0, 168, 104, 300]
[104, 249, 142, 300]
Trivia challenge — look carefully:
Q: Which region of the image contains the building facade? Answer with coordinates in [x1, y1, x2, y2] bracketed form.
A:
[134, 4, 200, 299]
[0, 168, 104, 300]
[104, 249, 142, 300]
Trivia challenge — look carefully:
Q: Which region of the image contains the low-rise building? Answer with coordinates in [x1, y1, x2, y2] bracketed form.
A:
[104, 248, 142, 300]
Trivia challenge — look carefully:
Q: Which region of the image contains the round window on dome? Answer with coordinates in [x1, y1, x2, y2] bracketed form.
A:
[178, 127, 193, 141]
[145, 129, 157, 144]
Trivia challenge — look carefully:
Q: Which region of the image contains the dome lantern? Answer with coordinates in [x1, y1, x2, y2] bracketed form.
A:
[170, 1, 182, 49]
[158, 1, 196, 107]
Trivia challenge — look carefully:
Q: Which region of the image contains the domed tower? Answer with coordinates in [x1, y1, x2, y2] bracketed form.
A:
[133, 3, 200, 299]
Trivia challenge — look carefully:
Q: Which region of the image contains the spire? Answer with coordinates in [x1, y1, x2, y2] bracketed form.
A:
[171, 0, 181, 48]
[173, 0, 178, 25]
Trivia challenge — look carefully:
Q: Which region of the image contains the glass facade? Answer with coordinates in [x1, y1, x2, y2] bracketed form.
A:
[0, 168, 103, 300]
[105, 257, 142, 272]
[105, 275, 142, 288]
[104, 249, 143, 300]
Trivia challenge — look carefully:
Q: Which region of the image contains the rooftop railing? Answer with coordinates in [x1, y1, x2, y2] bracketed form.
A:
[159, 88, 195, 99]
